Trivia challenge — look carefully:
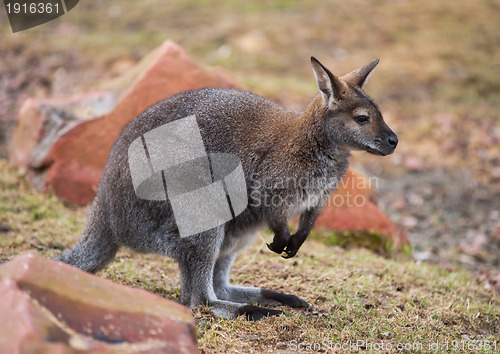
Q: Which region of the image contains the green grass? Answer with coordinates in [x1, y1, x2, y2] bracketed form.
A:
[0, 160, 498, 352]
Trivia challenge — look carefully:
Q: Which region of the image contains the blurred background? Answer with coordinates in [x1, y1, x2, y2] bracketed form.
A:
[1, 0, 499, 276]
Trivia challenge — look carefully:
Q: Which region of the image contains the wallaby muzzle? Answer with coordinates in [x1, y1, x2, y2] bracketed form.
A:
[367, 125, 398, 156]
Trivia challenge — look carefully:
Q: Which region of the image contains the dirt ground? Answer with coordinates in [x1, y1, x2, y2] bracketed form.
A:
[1, 0, 499, 291]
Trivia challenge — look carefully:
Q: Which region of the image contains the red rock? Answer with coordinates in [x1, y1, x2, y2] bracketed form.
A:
[10, 40, 240, 205]
[312, 169, 410, 252]
[9, 91, 116, 177]
[0, 253, 198, 354]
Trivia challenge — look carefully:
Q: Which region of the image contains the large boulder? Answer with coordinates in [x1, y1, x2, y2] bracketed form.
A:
[10, 40, 240, 205]
[0, 253, 198, 353]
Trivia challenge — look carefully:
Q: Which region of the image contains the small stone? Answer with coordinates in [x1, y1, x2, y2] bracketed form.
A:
[0, 225, 11, 232]
[404, 155, 425, 171]
[492, 167, 500, 180]
[402, 216, 419, 229]
[413, 250, 432, 261]
[393, 197, 407, 211]
[276, 342, 288, 349]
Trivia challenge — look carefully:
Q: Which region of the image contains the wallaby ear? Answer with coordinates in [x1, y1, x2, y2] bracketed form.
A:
[341, 58, 380, 88]
[311, 57, 346, 105]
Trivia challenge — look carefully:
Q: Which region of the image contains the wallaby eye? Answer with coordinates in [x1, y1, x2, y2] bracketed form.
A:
[354, 115, 370, 125]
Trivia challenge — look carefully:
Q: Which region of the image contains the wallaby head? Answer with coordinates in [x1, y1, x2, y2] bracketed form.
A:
[310, 57, 398, 156]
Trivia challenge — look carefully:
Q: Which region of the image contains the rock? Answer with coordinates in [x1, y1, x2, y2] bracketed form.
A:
[0, 253, 198, 354]
[10, 40, 240, 205]
[275, 342, 288, 349]
[492, 167, 500, 181]
[312, 169, 410, 252]
[459, 233, 488, 258]
[9, 91, 117, 178]
[412, 250, 433, 262]
[402, 216, 419, 230]
[479, 270, 500, 294]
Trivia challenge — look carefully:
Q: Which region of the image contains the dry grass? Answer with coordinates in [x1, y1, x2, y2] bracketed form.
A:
[1, 160, 498, 352]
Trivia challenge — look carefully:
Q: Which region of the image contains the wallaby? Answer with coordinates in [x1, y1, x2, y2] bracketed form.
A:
[55, 57, 397, 320]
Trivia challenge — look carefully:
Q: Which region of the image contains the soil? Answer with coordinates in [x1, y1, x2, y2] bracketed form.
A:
[377, 168, 500, 273]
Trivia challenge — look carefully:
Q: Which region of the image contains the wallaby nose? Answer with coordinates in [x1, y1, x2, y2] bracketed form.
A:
[387, 135, 398, 148]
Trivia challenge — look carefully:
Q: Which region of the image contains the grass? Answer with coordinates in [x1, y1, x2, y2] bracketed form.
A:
[1, 160, 498, 352]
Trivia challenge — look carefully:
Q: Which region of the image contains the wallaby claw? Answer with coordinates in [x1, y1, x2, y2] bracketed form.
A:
[282, 247, 298, 259]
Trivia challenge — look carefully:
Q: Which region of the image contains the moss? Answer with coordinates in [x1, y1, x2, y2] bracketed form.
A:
[308, 228, 413, 257]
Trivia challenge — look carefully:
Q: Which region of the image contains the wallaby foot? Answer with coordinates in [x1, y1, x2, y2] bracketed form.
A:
[260, 289, 309, 308]
[181, 265, 287, 320]
[235, 304, 284, 321]
[208, 300, 285, 320]
[215, 285, 309, 309]
[213, 253, 309, 311]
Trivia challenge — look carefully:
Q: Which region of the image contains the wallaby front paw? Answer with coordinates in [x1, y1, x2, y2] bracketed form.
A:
[267, 241, 286, 254]
[282, 233, 307, 259]
[282, 241, 300, 259]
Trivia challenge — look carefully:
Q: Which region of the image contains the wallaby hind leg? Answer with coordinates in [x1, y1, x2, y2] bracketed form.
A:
[213, 253, 309, 309]
[177, 228, 284, 320]
[54, 200, 120, 273]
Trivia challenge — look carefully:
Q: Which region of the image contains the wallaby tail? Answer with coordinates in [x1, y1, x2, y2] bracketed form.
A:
[54, 200, 119, 273]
